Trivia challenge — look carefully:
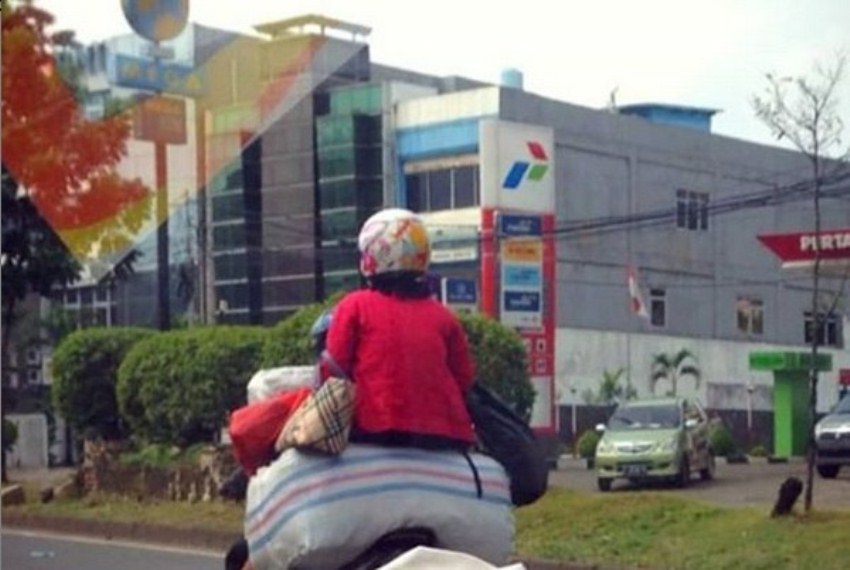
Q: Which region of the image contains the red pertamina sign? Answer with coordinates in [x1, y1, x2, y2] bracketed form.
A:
[757, 229, 850, 263]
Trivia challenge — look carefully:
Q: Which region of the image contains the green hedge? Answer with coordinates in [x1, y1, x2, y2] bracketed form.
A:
[261, 294, 342, 368]
[457, 312, 535, 420]
[577, 429, 601, 459]
[117, 326, 267, 446]
[709, 422, 738, 457]
[51, 327, 154, 440]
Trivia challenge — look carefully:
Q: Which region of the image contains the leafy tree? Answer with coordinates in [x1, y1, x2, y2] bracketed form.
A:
[650, 349, 701, 397]
[753, 53, 849, 512]
[117, 327, 267, 446]
[457, 313, 535, 420]
[51, 327, 154, 441]
[582, 368, 637, 405]
[1, 0, 148, 480]
[1, 0, 150, 261]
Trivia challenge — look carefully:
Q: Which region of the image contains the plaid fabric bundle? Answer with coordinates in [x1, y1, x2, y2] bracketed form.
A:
[275, 377, 355, 455]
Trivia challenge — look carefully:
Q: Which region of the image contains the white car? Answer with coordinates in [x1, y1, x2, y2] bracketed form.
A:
[815, 394, 850, 479]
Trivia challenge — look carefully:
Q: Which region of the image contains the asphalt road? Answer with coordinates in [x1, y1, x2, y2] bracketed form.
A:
[550, 457, 850, 508]
[1, 530, 222, 570]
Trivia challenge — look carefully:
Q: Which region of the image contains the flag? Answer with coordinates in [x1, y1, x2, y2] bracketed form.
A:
[627, 265, 649, 319]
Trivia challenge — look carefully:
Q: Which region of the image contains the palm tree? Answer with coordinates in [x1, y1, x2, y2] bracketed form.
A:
[650, 349, 701, 396]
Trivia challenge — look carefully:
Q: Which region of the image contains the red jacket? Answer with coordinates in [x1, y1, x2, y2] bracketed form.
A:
[325, 289, 475, 443]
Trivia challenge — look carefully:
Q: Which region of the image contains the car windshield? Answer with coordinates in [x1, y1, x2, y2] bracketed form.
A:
[608, 405, 681, 430]
[833, 395, 850, 414]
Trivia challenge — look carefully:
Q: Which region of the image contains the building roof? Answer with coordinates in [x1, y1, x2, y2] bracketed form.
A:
[254, 14, 371, 40]
[617, 103, 720, 117]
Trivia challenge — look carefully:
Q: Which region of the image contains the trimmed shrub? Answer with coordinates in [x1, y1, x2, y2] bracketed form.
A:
[577, 429, 601, 459]
[51, 327, 154, 440]
[749, 444, 768, 457]
[458, 312, 535, 420]
[261, 295, 341, 367]
[709, 422, 738, 457]
[117, 326, 267, 446]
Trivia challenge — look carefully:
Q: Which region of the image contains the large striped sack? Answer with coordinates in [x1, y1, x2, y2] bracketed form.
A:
[245, 444, 514, 570]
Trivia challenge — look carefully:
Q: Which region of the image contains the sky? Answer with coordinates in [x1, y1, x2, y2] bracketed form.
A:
[34, 0, 850, 150]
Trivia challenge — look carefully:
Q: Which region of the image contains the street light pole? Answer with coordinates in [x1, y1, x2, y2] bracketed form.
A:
[747, 381, 755, 446]
[570, 386, 578, 457]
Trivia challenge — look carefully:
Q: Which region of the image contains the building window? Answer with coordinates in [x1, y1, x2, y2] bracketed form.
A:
[804, 312, 842, 347]
[26, 348, 39, 365]
[212, 223, 246, 251]
[405, 164, 480, 213]
[676, 189, 709, 231]
[737, 297, 764, 335]
[216, 283, 250, 310]
[650, 288, 666, 327]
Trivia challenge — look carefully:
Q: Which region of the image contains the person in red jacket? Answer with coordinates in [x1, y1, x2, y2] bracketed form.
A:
[325, 208, 476, 451]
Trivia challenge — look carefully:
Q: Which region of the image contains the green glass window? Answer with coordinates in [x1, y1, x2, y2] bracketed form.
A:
[324, 272, 361, 297]
[214, 254, 247, 281]
[321, 209, 359, 241]
[316, 115, 355, 148]
[329, 85, 382, 115]
[320, 179, 357, 210]
[209, 162, 243, 194]
[321, 245, 359, 272]
[213, 224, 246, 251]
[216, 283, 249, 310]
[212, 194, 245, 222]
[318, 146, 355, 179]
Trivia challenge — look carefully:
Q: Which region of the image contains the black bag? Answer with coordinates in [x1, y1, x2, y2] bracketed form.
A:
[465, 383, 549, 506]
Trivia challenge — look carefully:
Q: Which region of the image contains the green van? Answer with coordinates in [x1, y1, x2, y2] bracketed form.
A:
[595, 397, 715, 492]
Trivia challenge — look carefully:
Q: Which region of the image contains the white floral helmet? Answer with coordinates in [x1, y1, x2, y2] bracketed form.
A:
[357, 208, 431, 277]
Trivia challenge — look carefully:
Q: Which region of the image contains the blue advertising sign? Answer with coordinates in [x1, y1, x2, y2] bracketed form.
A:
[443, 278, 478, 305]
[503, 291, 541, 312]
[122, 0, 189, 43]
[499, 214, 542, 237]
[115, 54, 204, 97]
[503, 265, 541, 288]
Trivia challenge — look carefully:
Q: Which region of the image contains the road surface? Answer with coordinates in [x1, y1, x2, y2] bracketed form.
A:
[1, 530, 222, 570]
[551, 456, 850, 508]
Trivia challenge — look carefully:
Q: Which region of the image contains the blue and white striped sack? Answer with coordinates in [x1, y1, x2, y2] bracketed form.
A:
[245, 444, 515, 570]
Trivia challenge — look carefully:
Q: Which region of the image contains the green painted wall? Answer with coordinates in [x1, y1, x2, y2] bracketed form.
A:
[750, 350, 832, 458]
[773, 371, 809, 457]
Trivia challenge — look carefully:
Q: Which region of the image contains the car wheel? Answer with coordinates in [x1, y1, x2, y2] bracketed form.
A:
[817, 464, 840, 479]
[675, 456, 690, 488]
[597, 478, 613, 492]
[699, 453, 715, 481]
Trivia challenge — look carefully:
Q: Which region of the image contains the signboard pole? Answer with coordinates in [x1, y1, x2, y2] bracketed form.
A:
[122, 1, 191, 329]
[154, 41, 171, 331]
[155, 134, 170, 330]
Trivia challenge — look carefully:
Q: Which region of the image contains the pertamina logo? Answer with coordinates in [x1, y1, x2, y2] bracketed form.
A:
[502, 141, 549, 189]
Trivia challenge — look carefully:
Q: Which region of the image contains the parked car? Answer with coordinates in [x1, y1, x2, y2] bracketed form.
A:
[815, 393, 850, 479]
[594, 397, 715, 492]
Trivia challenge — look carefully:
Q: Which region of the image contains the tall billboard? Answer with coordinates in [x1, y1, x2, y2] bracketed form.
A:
[479, 120, 557, 433]
[480, 120, 555, 214]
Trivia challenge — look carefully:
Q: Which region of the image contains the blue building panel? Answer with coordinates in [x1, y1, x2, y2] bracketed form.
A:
[395, 116, 493, 206]
[396, 118, 482, 161]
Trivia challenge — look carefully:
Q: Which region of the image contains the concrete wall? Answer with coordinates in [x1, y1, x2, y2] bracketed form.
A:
[555, 327, 850, 414]
[6, 414, 49, 470]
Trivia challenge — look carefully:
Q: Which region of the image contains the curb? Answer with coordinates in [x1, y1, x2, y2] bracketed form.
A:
[3, 511, 619, 570]
[2, 511, 239, 552]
